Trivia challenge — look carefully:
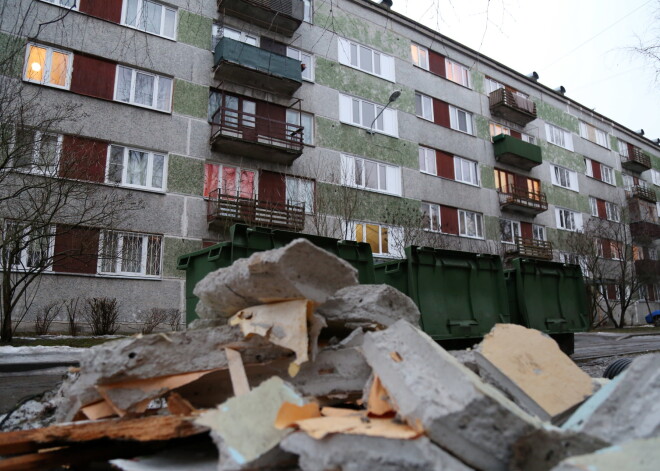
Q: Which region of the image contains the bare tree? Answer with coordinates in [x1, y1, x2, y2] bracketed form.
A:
[629, 0, 660, 82]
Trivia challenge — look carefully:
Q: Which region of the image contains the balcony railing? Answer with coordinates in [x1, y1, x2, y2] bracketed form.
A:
[207, 189, 305, 232]
[628, 185, 657, 203]
[621, 147, 651, 172]
[489, 88, 537, 126]
[507, 237, 553, 260]
[213, 37, 302, 94]
[492, 134, 542, 170]
[635, 260, 660, 282]
[217, 0, 304, 37]
[210, 104, 303, 165]
[630, 221, 660, 241]
[498, 184, 548, 215]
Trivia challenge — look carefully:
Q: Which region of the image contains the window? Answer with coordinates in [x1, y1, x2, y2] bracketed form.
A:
[208, 91, 256, 129]
[353, 222, 402, 257]
[24, 43, 72, 89]
[579, 121, 608, 148]
[338, 94, 398, 136]
[411, 44, 429, 70]
[500, 219, 521, 244]
[2, 221, 53, 271]
[584, 158, 593, 177]
[337, 37, 395, 81]
[204, 165, 257, 199]
[606, 202, 620, 222]
[99, 231, 162, 277]
[421, 203, 441, 232]
[545, 123, 574, 151]
[589, 197, 599, 217]
[115, 66, 172, 112]
[122, 0, 176, 39]
[418, 146, 436, 175]
[449, 105, 473, 134]
[454, 157, 479, 186]
[285, 176, 314, 213]
[622, 174, 633, 191]
[11, 128, 61, 175]
[340, 154, 401, 196]
[445, 58, 470, 88]
[107, 145, 166, 191]
[41, 0, 77, 8]
[532, 224, 546, 241]
[303, 0, 312, 23]
[458, 210, 483, 239]
[415, 92, 433, 121]
[651, 169, 660, 186]
[618, 139, 629, 158]
[485, 77, 504, 94]
[601, 165, 615, 185]
[555, 208, 583, 232]
[489, 123, 511, 138]
[550, 164, 579, 191]
[286, 110, 314, 145]
[287, 47, 314, 81]
[219, 26, 257, 46]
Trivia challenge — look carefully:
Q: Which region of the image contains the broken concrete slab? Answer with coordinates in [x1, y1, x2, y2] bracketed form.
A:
[562, 353, 660, 444]
[194, 376, 302, 467]
[281, 432, 474, 471]
[549, 436, 660, 471]
[194, 239, 358, 319]
[361, 320, 542, 471]
[316, 284, 421, 331]
[475, 324, 593, 421]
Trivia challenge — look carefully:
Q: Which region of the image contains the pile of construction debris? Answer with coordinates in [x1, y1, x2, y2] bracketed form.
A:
[1, 239, 659, 471]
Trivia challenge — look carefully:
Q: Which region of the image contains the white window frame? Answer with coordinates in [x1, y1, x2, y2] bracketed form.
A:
[418, 146, 436, 175]
[545, 123, 574, 151]
[618, 139, 629, 158]
[1, 221, 54, 272]
[23, 43, 73, 90]
[11, 128, 61, 176]
[285, 176, 314, 214]
[485, 77, 504, 94]
[550, 164, 579, 192]
[605, 201, 620, 222]
[500, 218, 521, 244]
[106, 145, 168, 192]
[445, 58, 470, 88]
[415, 92, 434, 121]
[98, 231, 163, 278]
[532, 224, 546, 241]
[286, 109, 314, 145]
[421, 202, 441, 232]
[622, 174, 634, 191]
[601, 164, 615, 185]
[411, 44, 429, 70]
[458, 209, 484, 239]
[555, 207, 583, 232]
[40, 0, 78, 9]
[340, 154, 402, 196]
[579, 121, 609, 148]
[338, 94, 398, 137]
[489, 122, 511, 139]
[121, 0, 177, 40]
[454, 156, 479, 186]
[589, 197, 599, 217]
[207, 165, 259, 199]
[287, 47, 314, 82]
[449, 105, 473, 135]
[584, 158, 593, 177]
[218, 26, 258, 46]
[352, 221, 403, 258]
[650, 169, 660, 186]
[303, 0, 312, 23]
[114, 65, 173, 112]
[337, 37, 395, 82]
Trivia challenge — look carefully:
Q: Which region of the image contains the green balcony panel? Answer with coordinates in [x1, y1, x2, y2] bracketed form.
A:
[492, 134, 542, 170]
[213, 37, 302, 95]
[217, 0, 304, 37]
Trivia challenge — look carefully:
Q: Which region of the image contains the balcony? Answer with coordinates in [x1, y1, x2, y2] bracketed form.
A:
[213, 37, 302, 95]
[507, 237, 553, 260]
[210, 104, 303, 165]
[628, 185, 657, 203]
[498, 184, 548, 215]
[492, 134, 542, 170]
[621, 147, 651, 173]
[207, 190, 305, 232]
[630, 221, 660, 241]
[635, 260, 660, 282]
[217, 0, 304, 37]
[489, 88, 537, 126]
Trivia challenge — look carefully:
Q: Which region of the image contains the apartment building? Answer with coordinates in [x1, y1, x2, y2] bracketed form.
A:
[2, 0, 659, 325]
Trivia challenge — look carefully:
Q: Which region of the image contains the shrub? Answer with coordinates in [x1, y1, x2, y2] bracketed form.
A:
[167, 309, 182, 331]
[84, 298, 121, 336]
[64, 297, 83, 336]
[34, 302, 61, 336]
[138, 308, 169, 335]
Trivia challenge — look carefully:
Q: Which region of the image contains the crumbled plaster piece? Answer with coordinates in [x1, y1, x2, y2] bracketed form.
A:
[550, 436, 660, 471]
[361, 320, 542, 471]
[194, 239, 358, 319]
[475, 324, 593, 420]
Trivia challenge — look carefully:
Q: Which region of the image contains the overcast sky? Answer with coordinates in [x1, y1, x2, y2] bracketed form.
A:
[389, 0, 660, 141]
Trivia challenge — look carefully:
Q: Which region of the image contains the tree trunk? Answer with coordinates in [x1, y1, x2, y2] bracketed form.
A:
[1, 272, 13, 343]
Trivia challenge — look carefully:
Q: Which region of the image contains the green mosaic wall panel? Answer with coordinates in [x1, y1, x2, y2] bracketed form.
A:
[177, 10, 213, 50]
[471, 69, 485, 95]
[173, 79, 208, 119]
[539, 141, 585, 171]
[163, 237, 202, 278]
[609, 135, 619, 153]
[484, 215, 500, 241]
[480, 165, 495, 190]
[0, 32, 26, 78]
[168, 155, 204, 195]
[535, 101, 579, 133]
[615, 170, 623, 188]
[475, 115, 490, 141]
[545, 185, 589, 213]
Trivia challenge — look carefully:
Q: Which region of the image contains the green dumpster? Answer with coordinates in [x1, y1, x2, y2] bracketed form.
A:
[177, 224, 375, 324]
[374, 246, 510, 341]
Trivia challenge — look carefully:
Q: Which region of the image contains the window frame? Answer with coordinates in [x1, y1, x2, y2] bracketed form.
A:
[445, 58, 471, 88]
[302, 0, 312, 23]
[353, 221, 402, 258]
[120, 0, 177, 40]
[106, 145, 168, 192]
[11, 128, 62, 176]
[23, 43, 73, 90]
[205, 164, 259, 199]
[286, 47, 314, 82]
[454, 156, 479, 186]
[285, 109, 314, 145]
[579, 120, 609, 148]
[337, 37, 394, 82]
[605, 201, 620, 222]
[485, 77, 504, 95]
[545, 123, 574, 151]
[98, 231, 163, 278]
[339, 94, 398, 137]
[340, 154, 402, 196]
[449, 105, 473, 135]
[601, 164, 615, 185]
[421, 202, 441, 232]
[411, 43, 429, 70]
[39, 0, 78, 9]
[418, 146, 437, 176]
[555, 207, 583, 232]
[285, 175, 315, 213]
[550, 164, 579, 191]
[532, 224, 546, 241]
[500, 218, 521, 244]
[114, 65, 173, 112]
[415, 92, 434, 121]
[589, 197, 599, 217]
[458, 209, 484, 239]
[1, 221, 55, 272]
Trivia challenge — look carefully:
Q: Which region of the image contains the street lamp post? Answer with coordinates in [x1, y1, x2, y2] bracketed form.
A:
[367, 90, 401, 134]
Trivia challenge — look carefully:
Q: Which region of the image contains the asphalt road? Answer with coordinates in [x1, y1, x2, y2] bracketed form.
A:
[0, 367, 69, 415]
[573, 332, 660, 360]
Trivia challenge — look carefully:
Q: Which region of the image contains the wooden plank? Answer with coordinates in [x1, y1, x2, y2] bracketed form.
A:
[225, 348, 250, 397]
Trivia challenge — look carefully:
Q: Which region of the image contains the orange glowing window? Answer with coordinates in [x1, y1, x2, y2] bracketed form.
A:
[24, 44, 71, 89]
[26, 45, 46, 82]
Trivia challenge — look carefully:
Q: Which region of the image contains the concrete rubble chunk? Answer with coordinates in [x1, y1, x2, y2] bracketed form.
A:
[281, 432, 475, 471]
[361, 320, 542, 471]
[475, 324, 593, 421]
[549, 436, 660, 471]
[316, 284, 421, 331]
[562, 353, 660, 444]
[194, 239, 359, 319]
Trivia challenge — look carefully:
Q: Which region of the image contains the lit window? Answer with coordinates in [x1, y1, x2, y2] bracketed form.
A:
[99, 231, 162, 277]
[24, 43, 72, 89]
[500, 219, 521, 244]
[337, 37, 395, 81]
[579, 121, 609, 148]
[489, 123, 511, 138]
[1, 221, 53, 271]
[353, 222, 402, 257]
[411, 44, 429, 70]
[11, 128, 61, 175]
[122, 0, 177, 39]
[340, 154, 401, 196]
[449, 105, 473, 134]
[418, 146, 436, 175]
[287, 47, 314, 81]
[421, 203, 441, 232]
[286, 110, 314, 145]
[550, 164, 579, 191]
[415, 92, 434, 121]
[285, 176, 314, 213]
[339, 94, 398, 136]
[115, 66, 172, 112]
[458, 209, 483, 239]
[107, 145, 166, 191]
[545, 123, 574, 151]
[445, 58, 470, 88]
[555, 208, 583, 232]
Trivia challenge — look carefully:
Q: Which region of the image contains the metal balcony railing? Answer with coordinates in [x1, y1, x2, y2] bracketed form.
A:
[498, 184, 548, 213]
[511, 236, 553, 260]
[621, 147, 651, 171]
[217, 0, 304, 37]
[206, 189, 305, 231]
[489, 88, 537, 125]
[629, 185, 657, 203]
